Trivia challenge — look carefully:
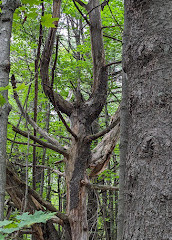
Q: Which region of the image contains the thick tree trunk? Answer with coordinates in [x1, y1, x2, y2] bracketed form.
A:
[0, 0, 20, 220]
[66, 111, 91, 240]
[120, 0, 172, 239]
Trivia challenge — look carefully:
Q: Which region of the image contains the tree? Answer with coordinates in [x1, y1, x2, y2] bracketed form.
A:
[0, 0, 20, 221]
[1, 0, 123, 239]
[118, 0, 172, 239]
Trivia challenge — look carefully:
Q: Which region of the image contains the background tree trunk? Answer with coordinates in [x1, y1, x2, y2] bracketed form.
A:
[119, 0, 172, 239]
[0, 0, 20, 220]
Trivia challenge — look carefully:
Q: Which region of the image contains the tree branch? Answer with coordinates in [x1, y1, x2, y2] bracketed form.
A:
[13, 162, 65, 177]
[45, 84, 78, 140]
[6, 161, 68, 223]
[74, 0, 87, 8]
[87, 116, 120, 142]
[11, 124, 68, 156]
[72, 0, 90, 25]
[104, 60, 122, 68]
[7, 138, 43, 148]
[103, 34, 122, 43]
[40, 0, 74, 116]
[81, 180, 119, 191]
[80, 0, 108, 124]
[11, 75, 69, 158]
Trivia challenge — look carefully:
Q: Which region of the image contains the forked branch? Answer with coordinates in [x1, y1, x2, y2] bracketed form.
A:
[40, 0, 73, 116]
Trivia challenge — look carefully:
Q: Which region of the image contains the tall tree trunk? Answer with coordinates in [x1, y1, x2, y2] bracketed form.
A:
[0, 0, 20, 220]
[119, 0, 172, 239]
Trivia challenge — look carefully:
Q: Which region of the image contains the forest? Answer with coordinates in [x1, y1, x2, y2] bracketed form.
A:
[0, 0, 171, 240]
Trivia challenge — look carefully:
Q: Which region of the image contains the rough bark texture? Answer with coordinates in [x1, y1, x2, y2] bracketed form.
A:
[0, 0, 20, 220]
[121, 0, 172, 239]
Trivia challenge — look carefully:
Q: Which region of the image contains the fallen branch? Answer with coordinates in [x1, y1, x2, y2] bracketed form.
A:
[6, 161, 68, 223]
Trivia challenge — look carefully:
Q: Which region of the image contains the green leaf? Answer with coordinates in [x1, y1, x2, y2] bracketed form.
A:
[0, 220, 12, 228]
[0, 227, 20, 234]
[41, 14, 59, 28]
[0, 94, 6, 106]
[15, 83, 27, 91]
[0, 85, 11, 91]
[0, 233, 5, 240]
[21, 0, 42, 6]
[16, 211, 56, 226]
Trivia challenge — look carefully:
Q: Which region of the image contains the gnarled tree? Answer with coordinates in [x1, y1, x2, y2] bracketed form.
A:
[7, 0, 121, 239]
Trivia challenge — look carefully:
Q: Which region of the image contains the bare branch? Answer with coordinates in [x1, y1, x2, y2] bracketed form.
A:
[7, 138, 43, 148]
[103, 34, 122, 43]
[11, 124, 68, 156]
[6, 162, 68, 223]
[72, 0, 90, 25]
[107, 2, 123, 32]
[13, 162, 65, 177]
[86, 109, 120, 141]
[102, 25, 117, 29]
[104, 60, 122, 68]
[81, 180, 119, 191]
[83, 0, 108, 123]
[74, 0, 87, 8]
[11, 75, 69, 158]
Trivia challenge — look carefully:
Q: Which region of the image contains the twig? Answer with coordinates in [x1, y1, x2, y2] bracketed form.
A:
[86, 116, 120, 142]
[7, 138, 43, 148]
[102, 25, 117, 29]
[104, 60, 122, 68]
[103, 34, 122, 43]
[13, 162, 65, 176]
[107, 3, 123, 32]
[81, 180, 118, 191]
[11, 124, 67, 155]
[86, 0, 109, 15]
[74, 0, 87, 8]
[72, 0, 90, 25]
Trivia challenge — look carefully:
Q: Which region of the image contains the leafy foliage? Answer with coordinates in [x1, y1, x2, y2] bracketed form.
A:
[0, 211, 56, 239]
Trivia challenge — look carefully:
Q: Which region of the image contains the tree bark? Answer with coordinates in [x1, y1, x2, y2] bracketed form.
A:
[119, 0, 172, 239]
[0, 0, 20, 220]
